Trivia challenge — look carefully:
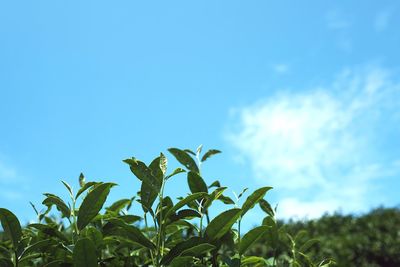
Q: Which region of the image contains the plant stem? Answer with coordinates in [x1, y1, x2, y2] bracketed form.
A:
[145, 213, 156, 267]
[238, 218, 242, 266]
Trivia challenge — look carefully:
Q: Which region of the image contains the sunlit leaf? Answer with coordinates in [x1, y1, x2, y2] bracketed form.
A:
[77, 182, 116, 230]
[205, 208, 242, 241]
[241, 187, 272, 216]
[168, 148, 199, 173]
[201, 149, 221, 162]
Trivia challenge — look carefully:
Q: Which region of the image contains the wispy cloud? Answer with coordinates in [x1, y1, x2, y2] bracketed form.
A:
[226, 65, 400, 219]
[272, 64, 289, 74]
[0, 159, 28, 201]
[374, 9, 392, 32]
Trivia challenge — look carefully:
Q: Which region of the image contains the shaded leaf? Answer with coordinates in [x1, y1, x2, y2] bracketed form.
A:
[181, 243, 216, 256]
[187, 171, 208, 193]
[73, 238, 97, 267]
[239, 226, 270, 255]
[160, 237, 205, 265]
[19, 239, 55, 259]
[164, 192, 207, 221]
[169, 256, 194, 267]
[106, 218, 155, 250]
[28, 223, 68, 242]
[0, 208, 22, 249]
[42, 193, 71, 218]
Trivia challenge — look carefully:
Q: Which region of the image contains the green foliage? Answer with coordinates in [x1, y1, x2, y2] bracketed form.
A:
[0, 146, 330, 266]
[250, 207, 400, 267]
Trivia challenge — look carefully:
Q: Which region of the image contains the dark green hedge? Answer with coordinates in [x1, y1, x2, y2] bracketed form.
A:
[250, 207, 400, 267]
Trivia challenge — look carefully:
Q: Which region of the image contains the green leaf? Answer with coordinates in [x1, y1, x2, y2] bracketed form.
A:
[82, 226, 103, 249]
[205, 208, 242, 241]
[77, 182, 116, 230]
[0, 258, 13, 267]
[218, 195, 235, 205]
[61, 180, 73, 198]
[73, 238, 97, 267]
[42, 193, 71, 218]
[164, 192, 207, 221]
[75, 181, 99, 199]
[241, 256, 267, 266]
[259, 199, 274, 217]
[43, 260, 64, 267]
[149, 156, 164, 181]
[169, 256, 194, 267]
[18, 239, 54, 260]
[196, 144, 203, 157]
[140, 178, 159, 213]
[160, 237, 205, 265]
[203, 187, 227, 209]
[201, 149, 221, 162]
[183, 149, 196, 156]
[79, 173, 86, 187]
[117, 214, 142, 224]
[166, 168, 186, 180]
[299, 238, 319, 252]
[239, 226, 270, 255]
[241, 187, 273, 216]
[106, 198, 132, 214]
[181, 243, 216, 256]
[106, 218, 155, 250]
[28, 223, 68, 242]
[125, 157, 161, 212]
[208, 180, 221, 188]
[187, 171, 208, 193]
[0, 208, 22, 249]
[159, 152, 167, 175]
[168, 148, 199, 173]
[170, 209, 201, 221]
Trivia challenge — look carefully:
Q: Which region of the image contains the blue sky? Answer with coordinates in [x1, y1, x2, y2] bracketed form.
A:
[1, 1, 400, 228]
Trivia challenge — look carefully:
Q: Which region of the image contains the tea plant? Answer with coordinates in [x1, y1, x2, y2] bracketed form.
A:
[0, 146, 333, 266]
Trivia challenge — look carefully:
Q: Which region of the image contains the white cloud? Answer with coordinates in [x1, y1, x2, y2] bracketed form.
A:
[0, 161, 17, 183]
[226, 66, 400, 219]
[273, 64, 289, 74]
[0, 159, 29, 201]
[374, 10, 392, 32]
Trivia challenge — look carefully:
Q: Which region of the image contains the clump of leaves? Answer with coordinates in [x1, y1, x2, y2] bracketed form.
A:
[0, 146, 332, 266]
